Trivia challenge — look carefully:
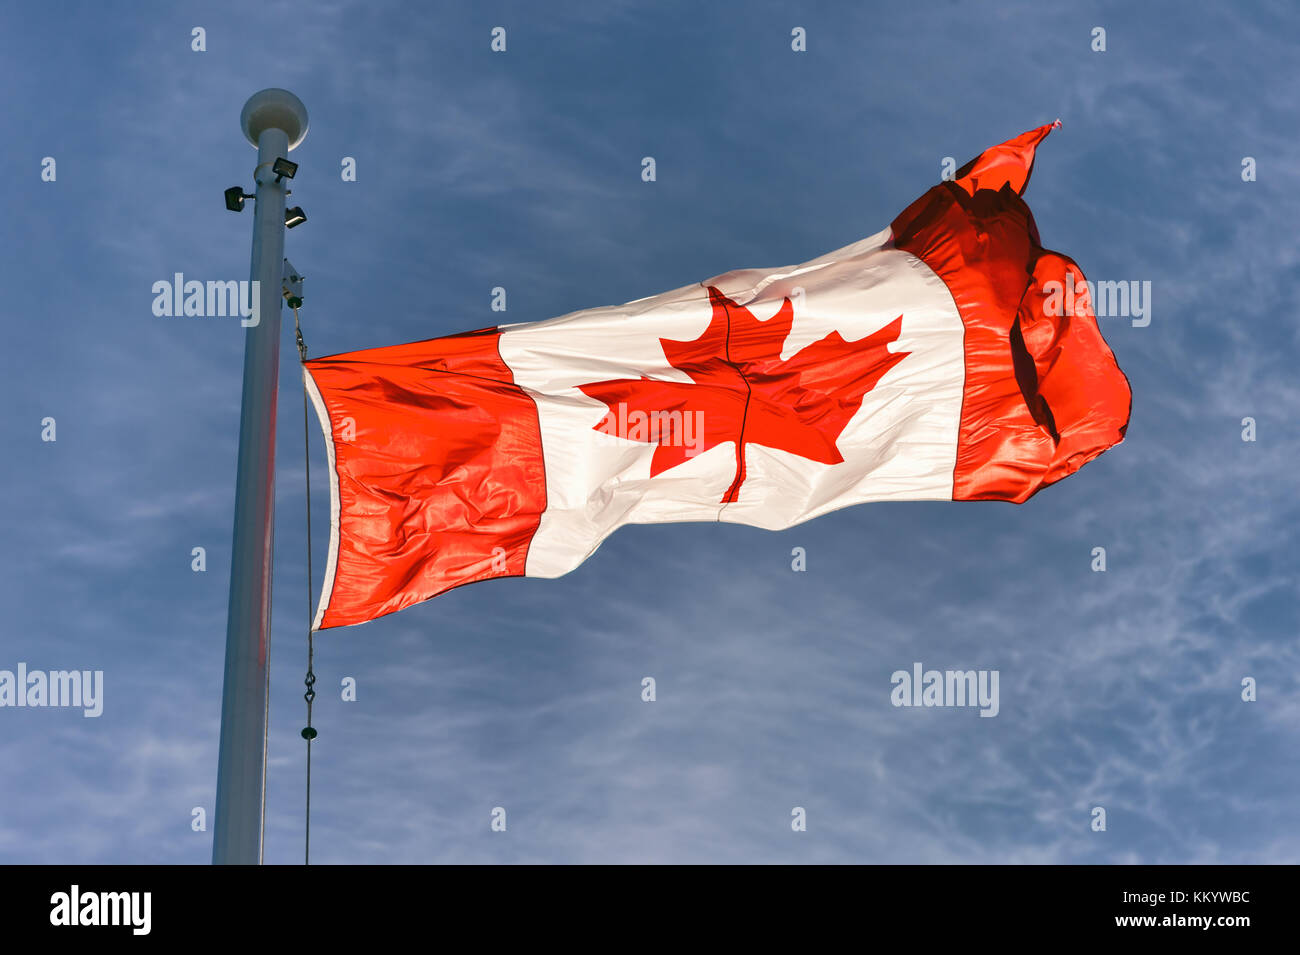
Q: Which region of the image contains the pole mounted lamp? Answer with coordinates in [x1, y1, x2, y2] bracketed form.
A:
[224, 186, 253, 212]
[213, 88, 308, 866]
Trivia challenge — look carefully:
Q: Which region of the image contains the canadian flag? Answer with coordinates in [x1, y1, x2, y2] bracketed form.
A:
[304, 122, 1130, 629]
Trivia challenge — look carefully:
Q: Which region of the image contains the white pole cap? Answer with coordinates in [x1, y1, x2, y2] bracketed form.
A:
[240, 88, 309, 150]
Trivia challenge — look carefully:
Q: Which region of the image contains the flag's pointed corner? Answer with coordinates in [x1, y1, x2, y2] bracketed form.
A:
[952, 121, 1063, 198]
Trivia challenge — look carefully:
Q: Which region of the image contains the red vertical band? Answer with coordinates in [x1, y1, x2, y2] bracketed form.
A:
[891, 123, 1131, 502]
[305, 328, 546, 628]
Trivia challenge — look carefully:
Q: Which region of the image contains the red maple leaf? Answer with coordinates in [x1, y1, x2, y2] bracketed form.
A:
[578, 286, 909, 503]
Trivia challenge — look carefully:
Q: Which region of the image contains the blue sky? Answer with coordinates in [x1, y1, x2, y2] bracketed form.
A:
[1, 0, 1297, 863]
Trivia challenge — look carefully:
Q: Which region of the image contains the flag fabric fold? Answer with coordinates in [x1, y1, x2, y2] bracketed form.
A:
[304, 121, 1130, 629]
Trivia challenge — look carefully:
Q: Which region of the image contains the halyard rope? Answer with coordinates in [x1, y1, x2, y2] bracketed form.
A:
[294, 305, 317, 866]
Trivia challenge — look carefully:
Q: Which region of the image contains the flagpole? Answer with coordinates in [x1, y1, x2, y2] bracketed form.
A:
[213, 89, 309, 865]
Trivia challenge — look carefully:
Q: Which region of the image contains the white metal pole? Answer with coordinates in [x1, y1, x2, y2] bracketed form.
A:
[213, 89, 308, 865]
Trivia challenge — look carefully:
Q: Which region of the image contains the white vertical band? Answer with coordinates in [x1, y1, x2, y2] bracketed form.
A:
[303, 365, 341, 631]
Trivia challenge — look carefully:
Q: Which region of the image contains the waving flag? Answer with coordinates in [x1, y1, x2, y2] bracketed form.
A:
[304, 122, 1130, 629]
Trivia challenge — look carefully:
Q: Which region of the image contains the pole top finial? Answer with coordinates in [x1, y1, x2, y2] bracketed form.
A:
[241, 89, 309, 150]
